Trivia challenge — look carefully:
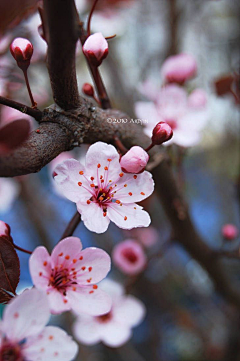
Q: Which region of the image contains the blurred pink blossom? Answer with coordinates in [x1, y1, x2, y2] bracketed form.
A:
[29, 236, 112, 315]
[135, 84, 209, 147]
[112, 239, 147, 275]
[0, 288, 78, 361]
[53, 142, 154, 233]
[222, 224, 239, 240]
[73, 279, 146, 347]
[120, 146, 149, 174]
[188, 88, 208, 109]
[128, 226, 159, 248]
[161, 53, 197, 84]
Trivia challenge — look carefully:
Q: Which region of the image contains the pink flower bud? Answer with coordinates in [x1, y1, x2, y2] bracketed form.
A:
[161, 53, 197, 84]
[152, 122, 173, 145]
[82, 83, 94, 97]
[222, 224, 238, 240]
[112, 239, 147, 275]
[10, 37, 33, 71]
[83, 33, 108, 67]
[120, 146, 149, 174]
[0, 220, 11, 239]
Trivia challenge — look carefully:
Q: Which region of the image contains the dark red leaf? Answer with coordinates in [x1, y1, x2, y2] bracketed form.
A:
[0, 237, 20, 294]
[0, 0, 38, 36]
[0, 288, 14, 304]
[0, 118, 30, 155]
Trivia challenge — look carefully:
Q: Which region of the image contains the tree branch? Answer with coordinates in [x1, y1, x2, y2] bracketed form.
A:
[43, 0, 81, 110]
[0, 96, 42, 121]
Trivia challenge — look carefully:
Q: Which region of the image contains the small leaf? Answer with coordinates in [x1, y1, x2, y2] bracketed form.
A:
[0, 118, 30, 155]
[0, 237, 20, 294]
[0, 288, 14, 304]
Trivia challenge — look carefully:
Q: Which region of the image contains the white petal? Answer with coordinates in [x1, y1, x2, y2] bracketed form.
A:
[100, 321, 132, 348]
[23, 326, 78, 361]
[2, 289, 50, 342]
[114, 295, 146, 327]
[107, 203, 151, 230]
[73, 317, 101, 345]
[46, 289, 71, 315]
[77, 200, 110, 233]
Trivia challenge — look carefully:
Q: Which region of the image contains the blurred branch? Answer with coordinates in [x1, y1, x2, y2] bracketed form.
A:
[43, 0, 81, 110]
[0, 96, 43, 120]
[167, 0, 179, 56]
[60, 212, 81, 241]
[213, 250, 240, 261]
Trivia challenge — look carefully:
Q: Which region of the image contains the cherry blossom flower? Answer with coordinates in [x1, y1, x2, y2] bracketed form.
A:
[53, 142, 154, 233]
[135, 84, 209, 147]
[112, 239, 147, 275]
[83, 33, 108, 67]
[0, 178, 20, 213]
[161, 53, 197, 84]
[0, 288, 78, 361]
[222, 224, 239, 240]
[73, 279, 146, 347]
[120, 146, 149, 174]
[29, 236, 112, 315]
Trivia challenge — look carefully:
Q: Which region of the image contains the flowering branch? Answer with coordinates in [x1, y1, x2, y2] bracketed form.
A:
[0, 96, 42, 120]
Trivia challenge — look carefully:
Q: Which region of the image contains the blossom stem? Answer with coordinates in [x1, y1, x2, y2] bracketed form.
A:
[13, 243, 32, 255]
[23, 70, 37, 108]
[0, 96, 42, 121]
[145, 143, 154, 153]
[60, 211, 81, 241]
[87, 0, 99, 37]
[113, 136, 128, 154]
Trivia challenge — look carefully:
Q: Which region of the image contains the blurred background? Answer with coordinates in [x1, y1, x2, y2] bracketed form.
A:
[0, 0, 240, 360]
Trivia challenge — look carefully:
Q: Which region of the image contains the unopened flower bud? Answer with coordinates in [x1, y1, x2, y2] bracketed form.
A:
[83, 33, 108, 67]
[0, 220, 11, 239]
[82, 83, 94, 97]
[152, 122, 173, 145]
[120, 146, 149, 174]
[10, 37, 33, 71]
[222, 224, 238, 241]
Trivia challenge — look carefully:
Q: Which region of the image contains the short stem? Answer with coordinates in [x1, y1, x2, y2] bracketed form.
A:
[113, 135, 128, 154]
[93, 95, 101, 105]
[87, 0, 99, 36]
[13, 243, 32, 255]
[60, 211, 81, 241]
[0, 96, 42, 121]
[23, 70, 37, 108]
[145, 143, 154, 152]
[90, 65, 111, 109]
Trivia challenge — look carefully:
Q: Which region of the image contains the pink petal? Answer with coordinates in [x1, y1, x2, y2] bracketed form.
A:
[157, 84, 188, 119]
[73, 317, 101, 345]
[2, 289, 50, 342]
[29, 246, 52, 290]
[46, 289, 71, 314]
[134, 101, 160, 126]
[24, 326, 78, 361]
[53, 159, 90, 203]
[99, 321, 131, 347]
[97, 279, 124, 299]
[68, 286, 112, 316]
[170, 128, 200, 148]
[51, 237, 83, 268]
[107, 203, 151, 229]
[75, 247, 111, 285]
[114, 171, 154, 203]
[85, 142, 121, 183]
[77, 201, 110, 233]
[114, 295, 146, 327]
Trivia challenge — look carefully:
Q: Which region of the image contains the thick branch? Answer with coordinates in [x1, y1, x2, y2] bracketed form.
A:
[43, 0, 80, 109]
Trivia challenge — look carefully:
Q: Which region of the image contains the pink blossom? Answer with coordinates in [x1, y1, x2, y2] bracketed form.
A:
[120, 146, 149, 174]
[0, 178, 20, 213]
[0, 106, 32, 128]
[53, 142, 154, 233]
[73, 279, 146, 347]
[0, 288, 78, 361]
[222, 224, 239, 240]
[135, 84, 209, 147]
[188, 89, 208, 109]
[161, 53, 197, 84]
[29, 236, 112, 315]
[112, 239, 146, 275]
[83, 33, 108, 67]
[49, 151, 75, 197]
[10, 37, 33, 71]
[126, 226, 159, 248]
[0, 220, 10, 238]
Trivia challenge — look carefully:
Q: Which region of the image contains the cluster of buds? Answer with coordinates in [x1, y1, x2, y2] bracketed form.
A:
[10, 37, 33, 71]
[82, 33, 108, 67]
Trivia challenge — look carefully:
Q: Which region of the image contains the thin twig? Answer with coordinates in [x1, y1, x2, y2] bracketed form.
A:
[60, 211, 81, 241]
[0, 96, 42, 120]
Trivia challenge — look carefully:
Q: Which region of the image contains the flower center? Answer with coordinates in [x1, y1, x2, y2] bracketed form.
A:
[49, 268, 76, 293]
[122, 248, 138, 263]
[165, 119, 177, 130]
[0, 341, 24, 361]
[96, 311, 112, 323]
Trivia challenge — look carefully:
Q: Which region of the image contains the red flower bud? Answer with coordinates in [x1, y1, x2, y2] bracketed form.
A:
[83, 33, 108, 67]
[152, 122, 173, 145]
[222, 224, 238, 241]
[0, 220, 11, 240]
[10, 37, 33, 71]
[82, 83, 94, 97]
